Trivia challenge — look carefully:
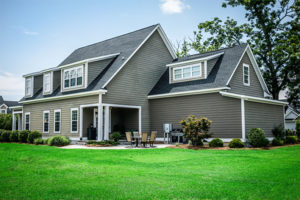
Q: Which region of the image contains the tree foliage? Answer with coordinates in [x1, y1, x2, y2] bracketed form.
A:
[177, 0, 299, 102]
[0, 114, 12, 130]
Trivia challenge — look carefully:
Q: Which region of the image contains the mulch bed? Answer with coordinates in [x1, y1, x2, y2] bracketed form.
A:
[168, 143, 300, 150]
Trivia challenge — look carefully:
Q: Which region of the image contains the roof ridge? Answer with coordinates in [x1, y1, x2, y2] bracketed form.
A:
[73, 24, 159, 52]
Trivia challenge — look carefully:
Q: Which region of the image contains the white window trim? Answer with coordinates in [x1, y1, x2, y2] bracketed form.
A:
[0, 104, 7, 114]
[173, 63, 202, 81]
[53, 109, 61, 133]
[25, 112, 30, 130]
[70, 108, 78, 133]
[63, 65, 83, 90]
[43, 110, 50, 133]
[243, 63, 250, 86]
[25, 76, 34, 97]
[43, 72, 53, 94]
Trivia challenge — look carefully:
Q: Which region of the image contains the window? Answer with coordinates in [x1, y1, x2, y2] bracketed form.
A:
[54, 109, 61, 133]
[243, 64, 250, 86]
[64, 66, 83, 89]
[25, 77, 33, 96]
[43, 111, 50, 133]
[43, 73, 51, 93]
[25, 112, 30, 130]
[1, 109, 6, 114]
[173, 64, 202, 81]
[71, 108, 78, 133]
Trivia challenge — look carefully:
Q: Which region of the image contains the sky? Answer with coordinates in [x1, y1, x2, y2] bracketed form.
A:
[0, 0, 248, 101]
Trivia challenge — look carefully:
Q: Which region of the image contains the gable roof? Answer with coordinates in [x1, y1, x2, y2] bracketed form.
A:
[149, 44, 250, 96]
[0, 96, 20, 107]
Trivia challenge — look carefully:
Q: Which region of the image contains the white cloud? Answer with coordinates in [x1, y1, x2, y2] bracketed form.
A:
[24, 31, 39, 36]
[160, 0, 190, 14]
[0, 71, 24, 100]
[11, 26, 39, 36]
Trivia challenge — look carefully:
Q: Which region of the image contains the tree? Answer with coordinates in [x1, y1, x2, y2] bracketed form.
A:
[0, 114, 12, 130]
[179, 115, 212, 146]
[178, 0, 299, 101]
[174, 39, 190, 57]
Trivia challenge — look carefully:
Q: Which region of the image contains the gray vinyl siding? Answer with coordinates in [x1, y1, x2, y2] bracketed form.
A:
[88, 58, 113, 85]
[23, 95, 98, 137]
[149, 93, 242, 138]
[229, 53, 264, 97]
[245, 101, 284, 137]
[102, 30, 174, 133]
[33, 75, 43, 95]
[53, 70, 61, 91]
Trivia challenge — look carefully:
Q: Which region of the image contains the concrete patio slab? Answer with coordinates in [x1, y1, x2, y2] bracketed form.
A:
[60, 144, 172, 150]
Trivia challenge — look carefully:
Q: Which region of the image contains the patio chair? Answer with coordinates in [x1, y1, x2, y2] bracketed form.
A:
[141, 132, 148, 147]
[149, 131, 157, 147]
[133, 131, 140, 138]
[125, 132, 135, 147]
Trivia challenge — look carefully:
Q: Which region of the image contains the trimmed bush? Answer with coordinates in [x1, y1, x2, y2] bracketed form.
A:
[209, 138, 224, 147]
[0, 129, 4, 142]
[229, 138, 245, 148]
[18, 130, 30, 143]
[285, 129, 296, 136]
[10, 130, 19, 142]
[48, 136, 70, 146]
[44, 138, 49, 144]
[272, 124, 284, 139]
[271, 138, 284, 146]
[247, 128, 269, 147]
[111, 132, 121, 142]
[27, 130, 42, 143]
[1, 130, 11, 142]
[285, 136, 298, 144]
[33, 138, 45, 145]
[296, 118, 300, 138]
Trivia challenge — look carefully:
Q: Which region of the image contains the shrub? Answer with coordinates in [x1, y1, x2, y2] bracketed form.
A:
[18, 130, 30, 143]
[180, 115, 212, 146]
[10, 130, 19, 142]
[0, 129, 4, 142]
[272, 124, 285, 139]
[27, 130, 42, 143]
[285, 129, 296, 136]
[1, 130, 11, 142]
[111, 132, 121, 142]
[48, 136, 70, 146]
[209, 138, 224, 147]
[285, 136, 298, 144]
[33, 138, 45, 145]
[0, 114, 12, 130]
[247, 128, 269, 147]
[271, 138, 284, 146]
[296, 118, 300, 138]
[229, 138, 245, 148]
[44, 138, 49, 144]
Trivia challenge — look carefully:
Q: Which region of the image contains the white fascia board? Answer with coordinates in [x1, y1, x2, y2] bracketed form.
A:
[166, 52, 224, 67]
[148, 87, 230, 99]
[9, 106, 23, 109]
[58, 53, 120, 69]
[219, 91, 288, 106]
[0, 104, 8, 109]
[23, 67, 60, 78]
[157, 24, 177, 59]
[20, 89, 107, 104]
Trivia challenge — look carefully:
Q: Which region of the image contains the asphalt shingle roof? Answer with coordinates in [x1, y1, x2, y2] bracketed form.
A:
[149, 44, 248, 95]
[0, 96, 20, 107]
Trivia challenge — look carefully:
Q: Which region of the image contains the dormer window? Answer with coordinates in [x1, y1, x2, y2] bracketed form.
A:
[25, 77, 33, 96]
[43, 72, 52, 94]
[243, 64, 250, 86]
[173, 64, 201, 81]
[64, 65, 83, 89]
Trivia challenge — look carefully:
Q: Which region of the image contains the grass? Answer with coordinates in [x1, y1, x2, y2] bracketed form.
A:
[0, 143, 299, 200]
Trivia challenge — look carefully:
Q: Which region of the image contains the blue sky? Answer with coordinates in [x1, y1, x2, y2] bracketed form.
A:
[0, 0, 247, 100]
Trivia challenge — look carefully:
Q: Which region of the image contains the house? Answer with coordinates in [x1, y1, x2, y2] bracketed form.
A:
[284, 105, 299, 130]
[11, 24, 287, 141]
[0, 96, 19, 114]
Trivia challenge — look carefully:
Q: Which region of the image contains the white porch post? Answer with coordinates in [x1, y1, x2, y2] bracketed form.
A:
[97, 94, 104, 141]
[80, 106, 83, 138]
[12, 112, 16, 131]
[17, 114, 22, 131]
[104, 106, 110, 140]
[138, 108, 142, 133]
[241, 98, 246, 142]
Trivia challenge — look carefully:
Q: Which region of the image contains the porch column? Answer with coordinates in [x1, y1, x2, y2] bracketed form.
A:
[97, 94, 104, 141]
[241, 98, 246, 142]
[12, 113, 16, 131]
[17, 114, 22, 131]
[104, 106, 110, 140]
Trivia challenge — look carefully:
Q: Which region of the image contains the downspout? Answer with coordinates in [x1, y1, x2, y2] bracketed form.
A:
[241, 98, 246, 142]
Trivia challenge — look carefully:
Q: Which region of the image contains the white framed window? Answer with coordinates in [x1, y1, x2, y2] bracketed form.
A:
[54, 109, 61, 133]
[25, 112, 30, 130]
[25, 77, 33, 96]
[0, 104, 7, 114]
[43, 110, 50, 133]
[64, 66, 83, 89]
[1, 109, 6, 114]
[243, 64, 250, 86]
[173, 64, 202, 81]
[43, 72, 52, 94]
[71, 108, 78, 133]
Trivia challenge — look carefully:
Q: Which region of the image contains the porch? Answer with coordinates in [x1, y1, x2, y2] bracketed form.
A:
[80, 103, 141, 141]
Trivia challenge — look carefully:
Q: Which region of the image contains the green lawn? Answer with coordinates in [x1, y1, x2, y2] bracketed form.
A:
[0, 144, 299, 200]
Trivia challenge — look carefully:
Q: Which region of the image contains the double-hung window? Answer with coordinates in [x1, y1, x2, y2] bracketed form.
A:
[54, 109, 61, 133]
[43, 111, 50, 133]
[243, 64, 250, 86]
[25, 112, 30, 130]
[43, 73, 51, 93]
[25, 77, 32, 96]
[173, 64, 202, 81]
[71, 108, 78, 133]
[64, 66, 83, 89]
